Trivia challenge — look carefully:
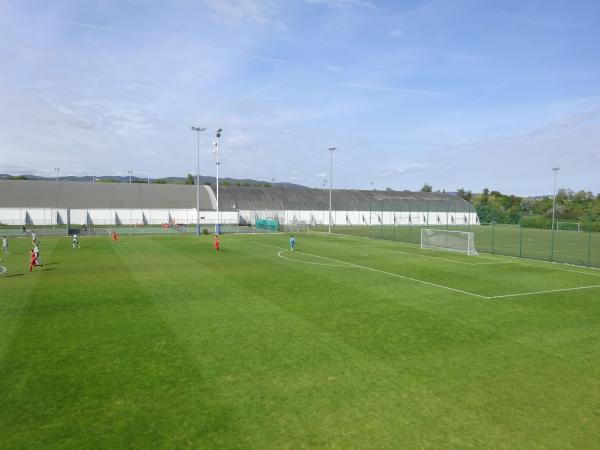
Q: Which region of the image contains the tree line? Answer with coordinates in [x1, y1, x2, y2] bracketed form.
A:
[420, 183, 600, 229]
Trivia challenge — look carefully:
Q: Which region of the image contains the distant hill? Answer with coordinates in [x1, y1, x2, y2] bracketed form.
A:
[0, 174, 308, 189]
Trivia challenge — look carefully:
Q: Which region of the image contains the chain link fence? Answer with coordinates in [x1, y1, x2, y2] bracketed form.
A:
[307, 202, 600, 268]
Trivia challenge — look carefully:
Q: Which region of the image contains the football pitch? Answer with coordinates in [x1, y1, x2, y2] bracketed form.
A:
[1, 232, 600, 448]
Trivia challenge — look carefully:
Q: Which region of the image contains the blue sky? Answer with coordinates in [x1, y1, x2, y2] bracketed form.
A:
[1, 0, 599, 195]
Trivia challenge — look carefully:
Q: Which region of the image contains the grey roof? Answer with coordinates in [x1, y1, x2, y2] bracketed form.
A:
[0, 180, 214, 209]
[218, 187, 475, 212]
[0, 180, 475, 212]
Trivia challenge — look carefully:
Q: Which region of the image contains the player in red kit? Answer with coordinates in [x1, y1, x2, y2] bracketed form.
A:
[29, 249, 37, 272]
[214, 235, 220, 252]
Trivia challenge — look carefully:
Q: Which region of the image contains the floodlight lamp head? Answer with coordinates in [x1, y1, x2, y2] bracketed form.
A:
[216, 128, 223, 138]
[328, 146, 337, 151]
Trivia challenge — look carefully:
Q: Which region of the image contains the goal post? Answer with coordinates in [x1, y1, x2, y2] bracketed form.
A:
[421, 228, 478, 256]
[556, 221, 581, 232]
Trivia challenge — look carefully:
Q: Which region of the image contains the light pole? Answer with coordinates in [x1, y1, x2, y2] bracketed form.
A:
[550, 167, 560, 260]
[214, 129, 223, 234]
[328, 146, 337, 234]
[54, 167, 60, 182]
[128, 170, 133, 184]
[191, 126, 207, 235]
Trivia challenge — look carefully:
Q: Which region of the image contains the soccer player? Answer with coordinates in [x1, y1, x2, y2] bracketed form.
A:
[289, 235, 296, 252]
[72, 234, 80, 249]
[111, 230, 118, 241]
[1, 236, 8, 255]
[214, 235, 220, 252]
[33, 242, 41, 266]
[31, 231, 37, 244]
[29, 249, 38, 272]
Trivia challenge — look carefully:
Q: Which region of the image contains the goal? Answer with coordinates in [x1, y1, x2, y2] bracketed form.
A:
[421, 229, 478, 256]
[284, 221, 310, 233]
[556, 221, 581, 232]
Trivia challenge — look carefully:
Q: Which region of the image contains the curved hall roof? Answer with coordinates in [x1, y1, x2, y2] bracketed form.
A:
[0, 181, 475, 212]
[0, 180, 214, 209]
[218, 187, 475, 212]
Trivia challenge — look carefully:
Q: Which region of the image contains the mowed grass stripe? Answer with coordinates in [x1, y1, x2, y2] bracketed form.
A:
[0, 237, 59, 363]
[0, 236, 237, 449]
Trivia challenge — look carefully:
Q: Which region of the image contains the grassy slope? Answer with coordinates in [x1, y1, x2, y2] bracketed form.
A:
[1, 233, 599, 449]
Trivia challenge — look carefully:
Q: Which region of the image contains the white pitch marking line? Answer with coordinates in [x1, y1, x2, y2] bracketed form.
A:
[488, 284, 600, 299]
[277, 250, 352, 267]
[251, 240, 487, 299]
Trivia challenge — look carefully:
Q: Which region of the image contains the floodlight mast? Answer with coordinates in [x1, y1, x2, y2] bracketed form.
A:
[54, 167, 60, 183]
[128, 170, 133, 184]
[191, 126, 207, 235]
[214, 129, 223, 234]
[328, 146, 337, 234]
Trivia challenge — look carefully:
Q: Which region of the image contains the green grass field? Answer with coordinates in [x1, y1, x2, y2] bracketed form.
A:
[1, 232, 600, 448]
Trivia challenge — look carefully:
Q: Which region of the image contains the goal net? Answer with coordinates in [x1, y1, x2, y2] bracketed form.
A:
[421, 229, 478, 256]
[556, 221, 581, 232]
[284, 221, 310, 233]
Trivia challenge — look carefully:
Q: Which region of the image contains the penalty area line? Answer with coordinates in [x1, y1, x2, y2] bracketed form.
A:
[251, 240, 600, 300]
[251, 240, 487, 299]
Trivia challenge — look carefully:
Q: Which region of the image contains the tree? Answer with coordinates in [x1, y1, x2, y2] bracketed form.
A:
[420, 183, 432, 193]
[456, 188, 472, 202]
[185, 174, 195, 185]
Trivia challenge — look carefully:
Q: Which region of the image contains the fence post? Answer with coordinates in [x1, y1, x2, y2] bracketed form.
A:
[491, 221, 496, 254]
[380, 202, 383, 239]
[369, 201, 372, 238]
[587, 219, 592, 267]
[408, 206, 411, 243]
[519, 221, 523, 258]
[550, 219, 556, 262]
